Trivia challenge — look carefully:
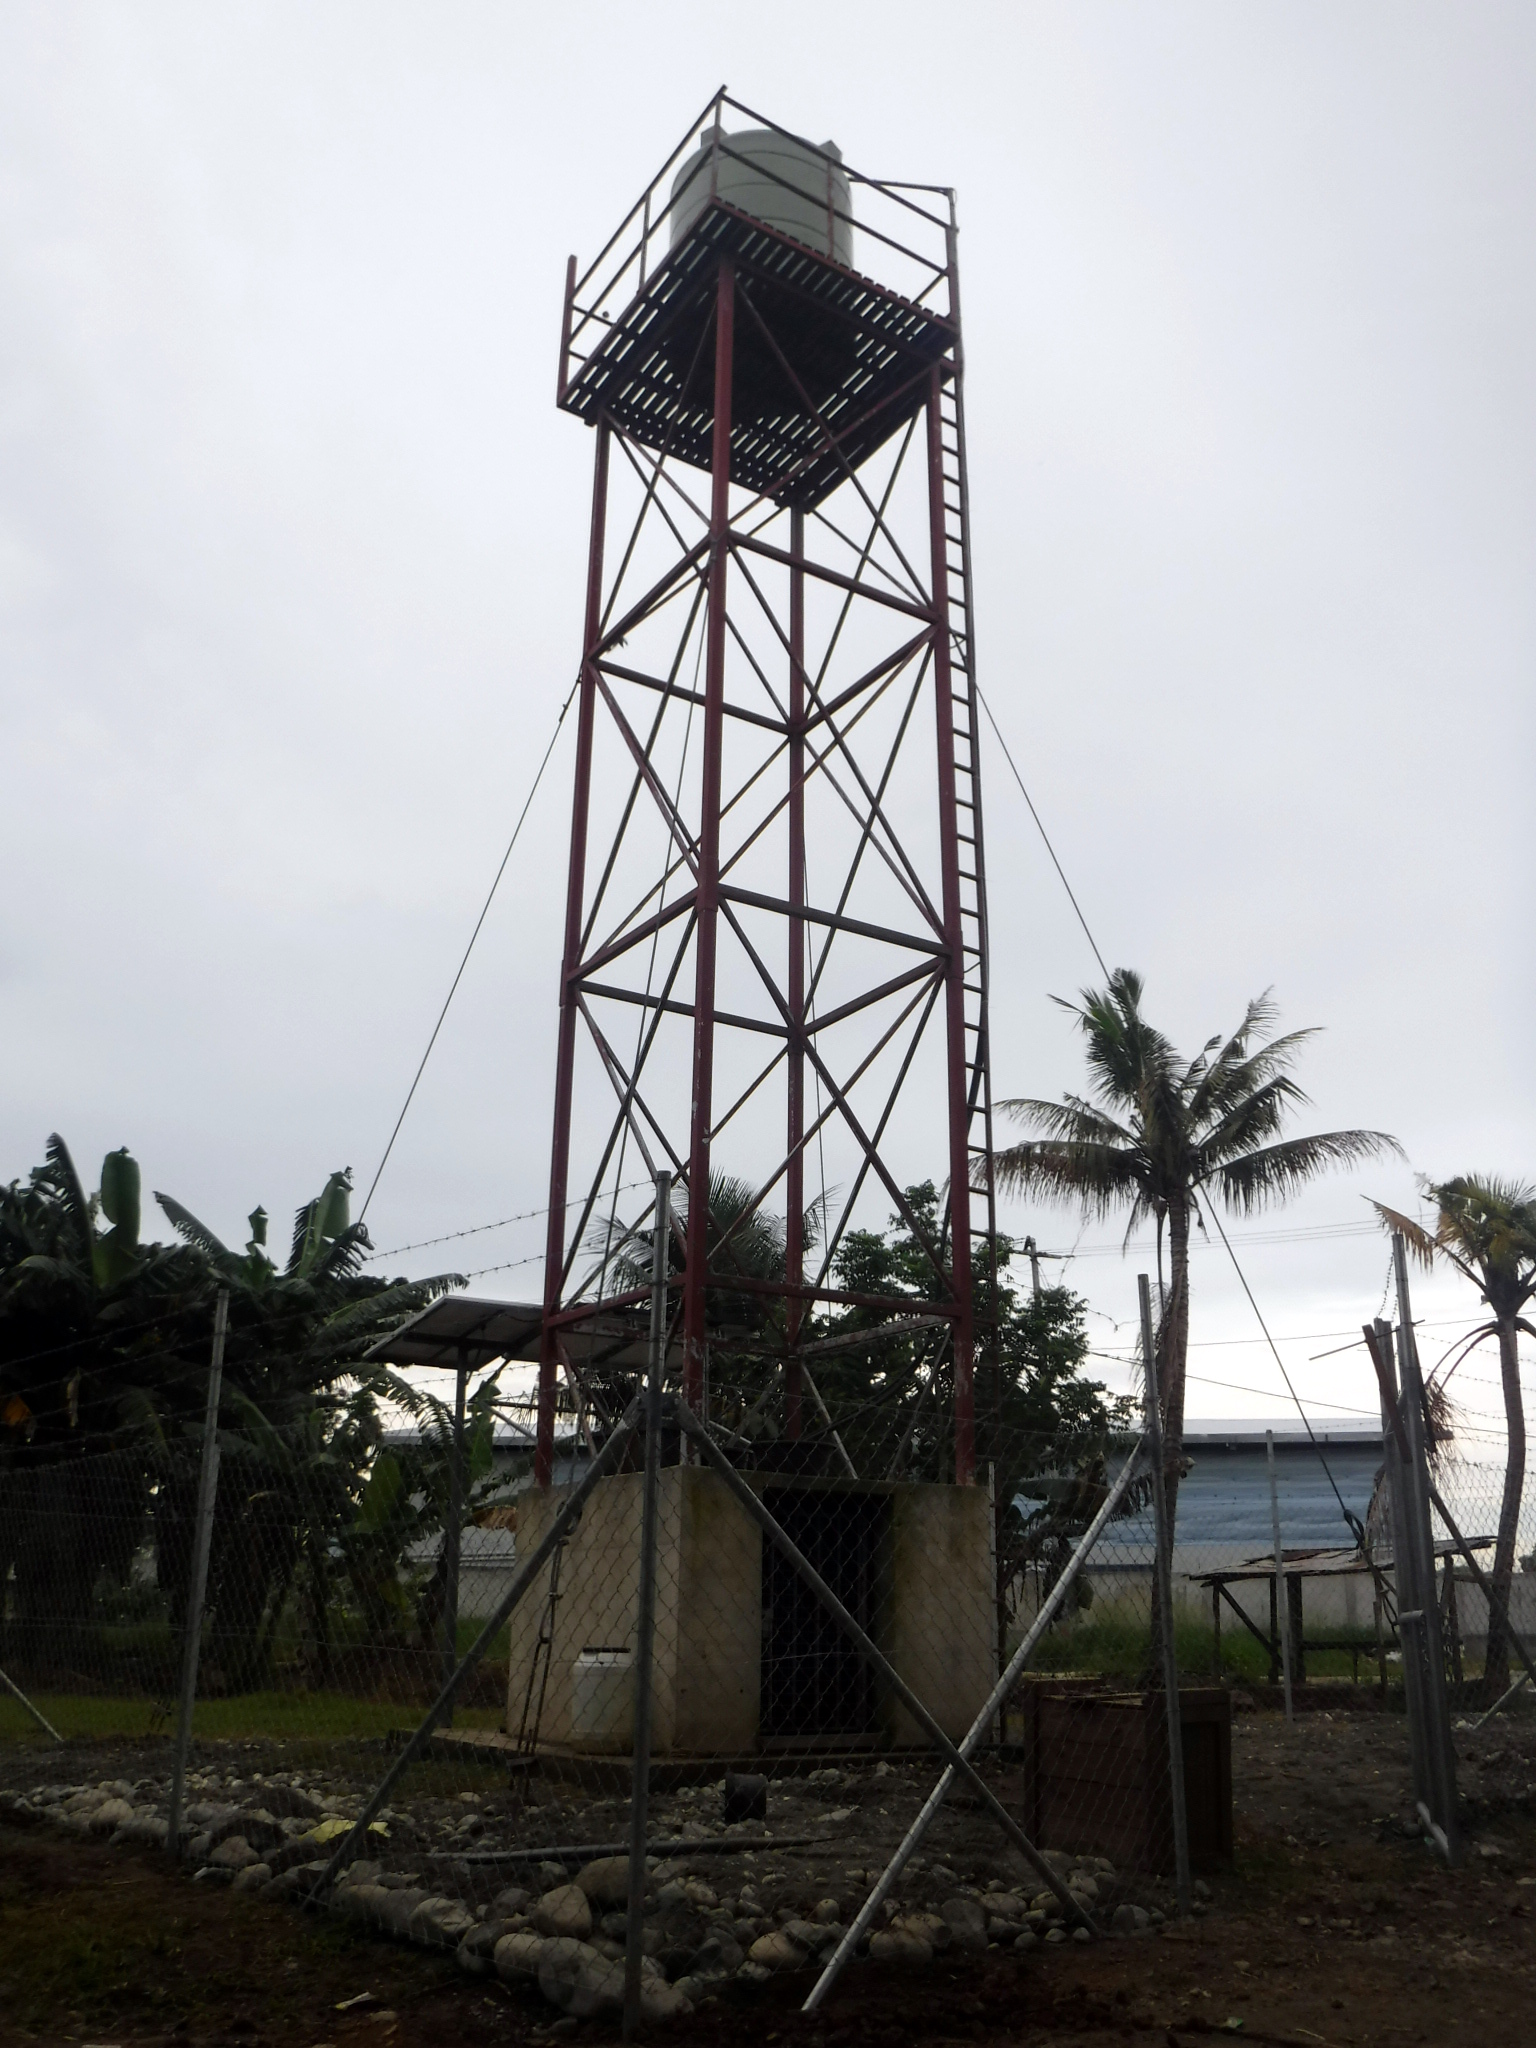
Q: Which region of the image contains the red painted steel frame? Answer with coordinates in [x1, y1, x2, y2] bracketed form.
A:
[538, 102, 994, 1489]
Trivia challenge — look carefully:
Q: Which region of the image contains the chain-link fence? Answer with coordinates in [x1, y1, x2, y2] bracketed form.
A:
[4, 1231, 1533, 2027]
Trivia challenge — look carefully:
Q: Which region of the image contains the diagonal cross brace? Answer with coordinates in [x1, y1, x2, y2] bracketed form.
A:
[308, 1402, 642, 1903]
[806, 1436, 1150, 2010]
[673, 1404, 1109, 1954]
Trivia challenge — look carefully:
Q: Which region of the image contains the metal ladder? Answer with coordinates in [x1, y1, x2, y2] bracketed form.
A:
[935, 360, 999, 1311]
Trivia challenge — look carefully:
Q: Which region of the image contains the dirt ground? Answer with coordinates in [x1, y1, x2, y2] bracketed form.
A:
[3, 1698, 1535, 2048]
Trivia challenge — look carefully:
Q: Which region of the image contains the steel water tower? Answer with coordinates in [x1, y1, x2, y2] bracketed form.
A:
[535, 91, 995, 1490]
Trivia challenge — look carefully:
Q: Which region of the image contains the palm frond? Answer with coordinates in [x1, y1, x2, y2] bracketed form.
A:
[43, 1133, 94, 1262]
[1370, 1200, 1441, 1273]
[1194, 1074, 1314, 1167]
[154, 1192, 233, 1260]
[990, 1139, 1147, 1220]
[997, 1096, 1139, 1150]
[1210, 1129, 1402, 1214]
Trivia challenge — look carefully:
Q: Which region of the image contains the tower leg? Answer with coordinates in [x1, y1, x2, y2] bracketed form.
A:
[682, 258, 736, 1420]
[785, 504, 806, 1440]
[538, 422, 611, 1487]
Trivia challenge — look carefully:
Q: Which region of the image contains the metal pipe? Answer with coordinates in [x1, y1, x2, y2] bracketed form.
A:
[167, 1288, 228, 1858]
[623, 1173, 670, 2039]
[805, 1433, 1148, 2012]
[0, 1665, 63, 1743]
[1140, 1273, 1190, 1914]
[673, 1404, 1099, 1941]
[1472, 1671, 1531, 1732]
[308, 1401, 641, 1901]
[1267, 1431, 1294, 1722]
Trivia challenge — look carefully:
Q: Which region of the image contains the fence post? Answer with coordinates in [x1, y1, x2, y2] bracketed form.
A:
[1267, 1430, 1294, 1721]
[1373, 1314, 1430, 1804]
[623, 1171, 670, 2040]
[166, 1287, 228, 1858]
[1392, 1236, 1463, 1863]
[1140, 1273, 1190, 1914]
[442, 1344, 469, 1722]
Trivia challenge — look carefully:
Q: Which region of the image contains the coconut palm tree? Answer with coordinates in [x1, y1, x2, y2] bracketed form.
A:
[1373, 1177, 1536, 1696]
[986, 970, 1399, 1525]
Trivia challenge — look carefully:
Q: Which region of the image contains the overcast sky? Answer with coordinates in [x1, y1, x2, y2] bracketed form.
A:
[3, 4, 1532, 1438]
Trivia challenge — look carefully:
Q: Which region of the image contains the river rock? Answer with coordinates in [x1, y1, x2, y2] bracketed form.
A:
[639, 1979, 694, 2022]
[690, 1933, 744, 1981]
[408, 1896, 477, 1946]
[490, 1884, 532, 1918]
[537, 1937, 625, 2016]
[1110, 1903, 1151, 1935]
[231, 1862, 272, 1893]
[869, 1927, 930, 1963]
[783, 1919, 833, 1954]
[456, 1920, 512, 1974]
[534, 1884, 593, 1940]
[210, 1835, 260, 1871]
[334, 1882, 390, 1922]
[89, 1798, 135, 1836]
[897, 1912, 951, 1952]
[494, 1931, 549, 1980]
[747, 1929, 807, 1971]
[112, 1815, 169, 1847]
[980, 1891, 1024, 1922]
[576, 1856, 632, 1907]
[256, 1783, 325, 1822]
[374, 1886, 432, 1937]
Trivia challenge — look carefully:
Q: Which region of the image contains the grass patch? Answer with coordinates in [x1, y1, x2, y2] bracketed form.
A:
[1019, 1600, 1390, 1684]
[0, 1689, 506, 1748]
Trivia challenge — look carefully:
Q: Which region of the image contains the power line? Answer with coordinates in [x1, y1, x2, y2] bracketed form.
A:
[976, 684, 1109, 979]
[359, 680, 578, 1222]
[1205, 1207, 1366, 1543]
[364, 1178, 652, 1263]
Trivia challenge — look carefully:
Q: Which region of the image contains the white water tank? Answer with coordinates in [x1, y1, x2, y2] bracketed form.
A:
[570, 1646, 634, 1751]
[669, 128, 852, 268]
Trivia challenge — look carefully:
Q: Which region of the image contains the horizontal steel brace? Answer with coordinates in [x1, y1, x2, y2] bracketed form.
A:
[576, 979, 787, 1039]
[718, 883, 946, 956]
[597, 658, 788, 737]
[574, 890, 697, 983]
[731, 532, 937, 624]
